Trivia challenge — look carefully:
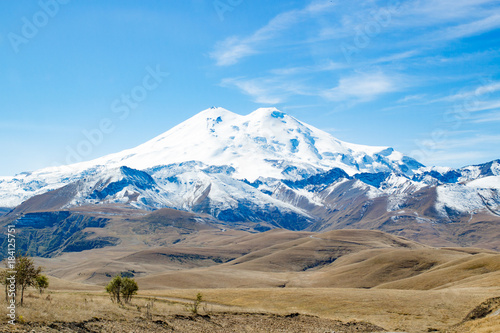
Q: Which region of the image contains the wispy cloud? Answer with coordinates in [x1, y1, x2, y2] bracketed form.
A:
[472, 111, 500, 123]
[441, 81, 500, 114]
[224, 69, 407, 105]
[433, 14, 500, 41]
[467, 100, 500, 113]
[210, 37, 259, 67]
[211, 0, 500, 150]
[210, 0, 336, 66]
[221, 77, 309, 104]
[270, 60, 345, 76]
[425, 151, 490, 167]
[415, 131, 500, 167]
[311, 0, 500, 51]
[431, 133, 500, 150]
[322, 71, 402, 102]
[397, 94, 426, 103]
[400, 0, 497, 22]
[446, 81, 500, 101]
[373, 50, 419, 64]
[422, 81, 500, 114]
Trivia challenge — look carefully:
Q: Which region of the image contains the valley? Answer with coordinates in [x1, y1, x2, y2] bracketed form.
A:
[1, 227, 499, 332]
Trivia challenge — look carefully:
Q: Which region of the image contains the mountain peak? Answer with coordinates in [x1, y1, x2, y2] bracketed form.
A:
[196, 107, 238, 119]
[195, 107, 288, 122]
[248, 107, 286, 119]
[98, 107, 421, 181]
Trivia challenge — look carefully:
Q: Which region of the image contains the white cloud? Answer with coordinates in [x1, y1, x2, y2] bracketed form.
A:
[413, 132, 500, 167]
[212, 0, 500, 117]
[315, 0, 500, 47]
[322, 72, 401, 102]
[221, 78, 281, 104]
[434, 14, 500, 41]
[425, 82, 500, 115]
[373, 50, 419, 64]
[270, 60, 345, 76]
[221, 78, 284, 104]
[386, 1, 500, 45]
[401, 0, 497, 21]
[431, 134, 500, 150]
[222, 71, 402, 105]
[423, 151, 490, 167]
[472, 111, 500, 123]
[397, 94, 426, 103]
[221, 74, 316, 104]
[210, 0, 336, 66]
[210, 37, 259, 67]
[447, 81, 500, 101]
[466, 100, 500, 113]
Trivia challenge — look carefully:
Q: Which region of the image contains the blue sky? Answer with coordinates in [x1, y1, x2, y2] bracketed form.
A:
[1, 0, 499, 176]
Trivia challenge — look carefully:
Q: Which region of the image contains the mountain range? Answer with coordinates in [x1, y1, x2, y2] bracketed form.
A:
[1, 107, 499, 253]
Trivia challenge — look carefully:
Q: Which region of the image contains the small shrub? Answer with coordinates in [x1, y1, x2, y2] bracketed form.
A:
[105, 275, 139, 304]
[186, 293, 204, 315]
[35, 275, 49, 294]
[121, 277, 139, 303]
[105, 275, 122, 303]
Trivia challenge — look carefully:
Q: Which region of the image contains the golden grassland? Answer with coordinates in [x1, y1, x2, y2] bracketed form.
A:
[0, 277, 498, 332]
[2, 229, 499, 332]
[456, 315, 500, 333]
[0, 291, 181, 325]
[141, 286, 500, 333]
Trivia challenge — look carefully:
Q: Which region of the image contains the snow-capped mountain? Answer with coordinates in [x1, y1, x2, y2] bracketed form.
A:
[0, 108, 499, 239]
[0, 107, 422, 208]
[71, 107, 423, 180]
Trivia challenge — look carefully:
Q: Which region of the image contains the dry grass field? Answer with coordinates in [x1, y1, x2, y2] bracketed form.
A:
[1, 229, 499, 332]
[141, 287, 500, 332]
[454, 316, 500, 333]
[0, 285, 498, 332]
[0, 289, 386, 332]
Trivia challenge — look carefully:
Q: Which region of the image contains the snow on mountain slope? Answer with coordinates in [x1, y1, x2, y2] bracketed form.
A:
[466, 176, 500, 189]
[0, 107, 423, 207]
[30, 162, 313, 227]
[435, 180, 500, 217]
[147, 162, 311, 220]
[419, 161, 500, 218]
[458, 159, 500, 181]
[65, 166, 174, 210]
[0, 107, 497, 223]
[83, 107, 422, 181]
[436, 184, 485, 215]
[0, 166, 101, 208]
[413, 160, 500, 186]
